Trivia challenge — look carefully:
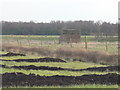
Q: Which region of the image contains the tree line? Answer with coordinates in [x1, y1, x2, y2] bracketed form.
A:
[2, 20, 118, 35]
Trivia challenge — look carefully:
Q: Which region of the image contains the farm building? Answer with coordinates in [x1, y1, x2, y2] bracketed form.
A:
[59, 29, 81, 43]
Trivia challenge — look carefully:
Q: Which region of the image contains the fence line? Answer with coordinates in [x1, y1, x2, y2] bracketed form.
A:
[2, 35, 118, 54]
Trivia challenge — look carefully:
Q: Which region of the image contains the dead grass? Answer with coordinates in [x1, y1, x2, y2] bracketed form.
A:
[55, 47, 118, 65]
[2, 43, 53, 56]
[2, 43, 118, 65]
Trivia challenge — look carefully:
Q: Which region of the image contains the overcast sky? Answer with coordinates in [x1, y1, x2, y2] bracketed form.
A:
[0, 0, 119, 23]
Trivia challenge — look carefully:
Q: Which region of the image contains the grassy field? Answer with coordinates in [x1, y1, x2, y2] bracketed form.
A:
[1, 60, 107, 69]
[2, 55, 117, 77]
[1, 35, 118, 54]
[1, 52, 119, 88]
[7, 84, 118, 88]
[1, 35, 118, 42]
[1, 35, 119, 88]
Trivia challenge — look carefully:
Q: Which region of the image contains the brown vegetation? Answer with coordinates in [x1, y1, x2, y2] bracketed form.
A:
[2, 43, 118, 65]
[55, 48, 118, 65]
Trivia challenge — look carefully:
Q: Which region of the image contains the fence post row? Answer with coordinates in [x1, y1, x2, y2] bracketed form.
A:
[105, 34, 108, 51]
[85, 36, 87, 49]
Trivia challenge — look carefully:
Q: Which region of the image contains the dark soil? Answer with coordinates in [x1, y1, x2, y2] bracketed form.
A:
[11, 65, 65, 70]
[0, 65, 6, 68]
[2, 73, 119, 87]
[2, 65, 119, 72]
[81, 66, 120, 72]
[0, 58, 66, 62]
[0, 52, 26, 57]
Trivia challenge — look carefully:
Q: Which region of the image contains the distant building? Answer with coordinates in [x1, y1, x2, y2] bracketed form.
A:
[59, 29, 81, 43]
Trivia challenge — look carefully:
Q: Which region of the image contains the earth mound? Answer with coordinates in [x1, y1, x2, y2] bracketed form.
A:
[2, 72, 119, 87]
[0, 52, 26, 57]
[1, 58, 66, 62]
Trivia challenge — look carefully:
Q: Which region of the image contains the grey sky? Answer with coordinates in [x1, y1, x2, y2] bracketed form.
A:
[118, 2, 120, 23]
[1, 0, 119, 23]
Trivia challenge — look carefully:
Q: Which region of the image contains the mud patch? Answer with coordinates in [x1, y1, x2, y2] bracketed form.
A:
[1, 58, 66, 62]
[0, 65, 6, 68]
[2, 73, 119, 87]
[81, 66, 120, 72]
[11, 65, 65, 70]
[0, 52, 26, 57]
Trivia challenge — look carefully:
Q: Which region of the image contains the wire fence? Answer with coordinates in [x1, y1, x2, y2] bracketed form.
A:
[2, 35, 118, 54]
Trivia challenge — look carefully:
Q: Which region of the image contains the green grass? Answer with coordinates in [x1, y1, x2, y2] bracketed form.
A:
[0, 56, 44, 60]
[1, 35, 118, 54]
[0, 54, 117, 76]
[0, 50, 119, 88]
[87, 46, 118, 54]
[0, 51, 8, 54]
[6, 84, 118, 88]
[0, 32, 119, 89]
[1, 35, 118, 42]
[1, 55, 116, 76]
[1, 35, 59, 41]
[1, 57, 107, 69]
[2, 61, 107, 69]
[1, 68, 118, 76]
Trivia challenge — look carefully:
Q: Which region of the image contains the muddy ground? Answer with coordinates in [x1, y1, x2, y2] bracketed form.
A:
[0, 52, 26, 57]
[0, 58, 66, 62]
[0, 65, 6, 68]
[1, 65, 119, 72]
[1, 52, 119, 87]
[2, 73, 119, 87]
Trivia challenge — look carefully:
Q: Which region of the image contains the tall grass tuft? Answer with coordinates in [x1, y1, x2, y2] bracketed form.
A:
[2, 43, 118, 65]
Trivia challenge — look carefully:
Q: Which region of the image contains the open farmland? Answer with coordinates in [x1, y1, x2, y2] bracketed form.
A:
[0, 35, 119, 88]
[0, 52, 119, 88]
[1, 0, 119, 88]
[1, 35, 118, 65]
[1, 35, 118, 54]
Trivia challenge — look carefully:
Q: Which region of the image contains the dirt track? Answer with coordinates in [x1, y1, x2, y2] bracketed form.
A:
[2, 73, 119, 87]
[0, 52, 26, 57]
[0, 58, 66, 62]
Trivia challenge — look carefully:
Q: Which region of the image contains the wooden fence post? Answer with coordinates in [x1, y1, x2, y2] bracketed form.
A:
[105, 34, 108, 51]
[27, 39, 31, 47]
[16, 39, 19, 46]
[70, 38, 73, 48]
[85, 36, 87, 49]
[40, 40, 42, 47]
